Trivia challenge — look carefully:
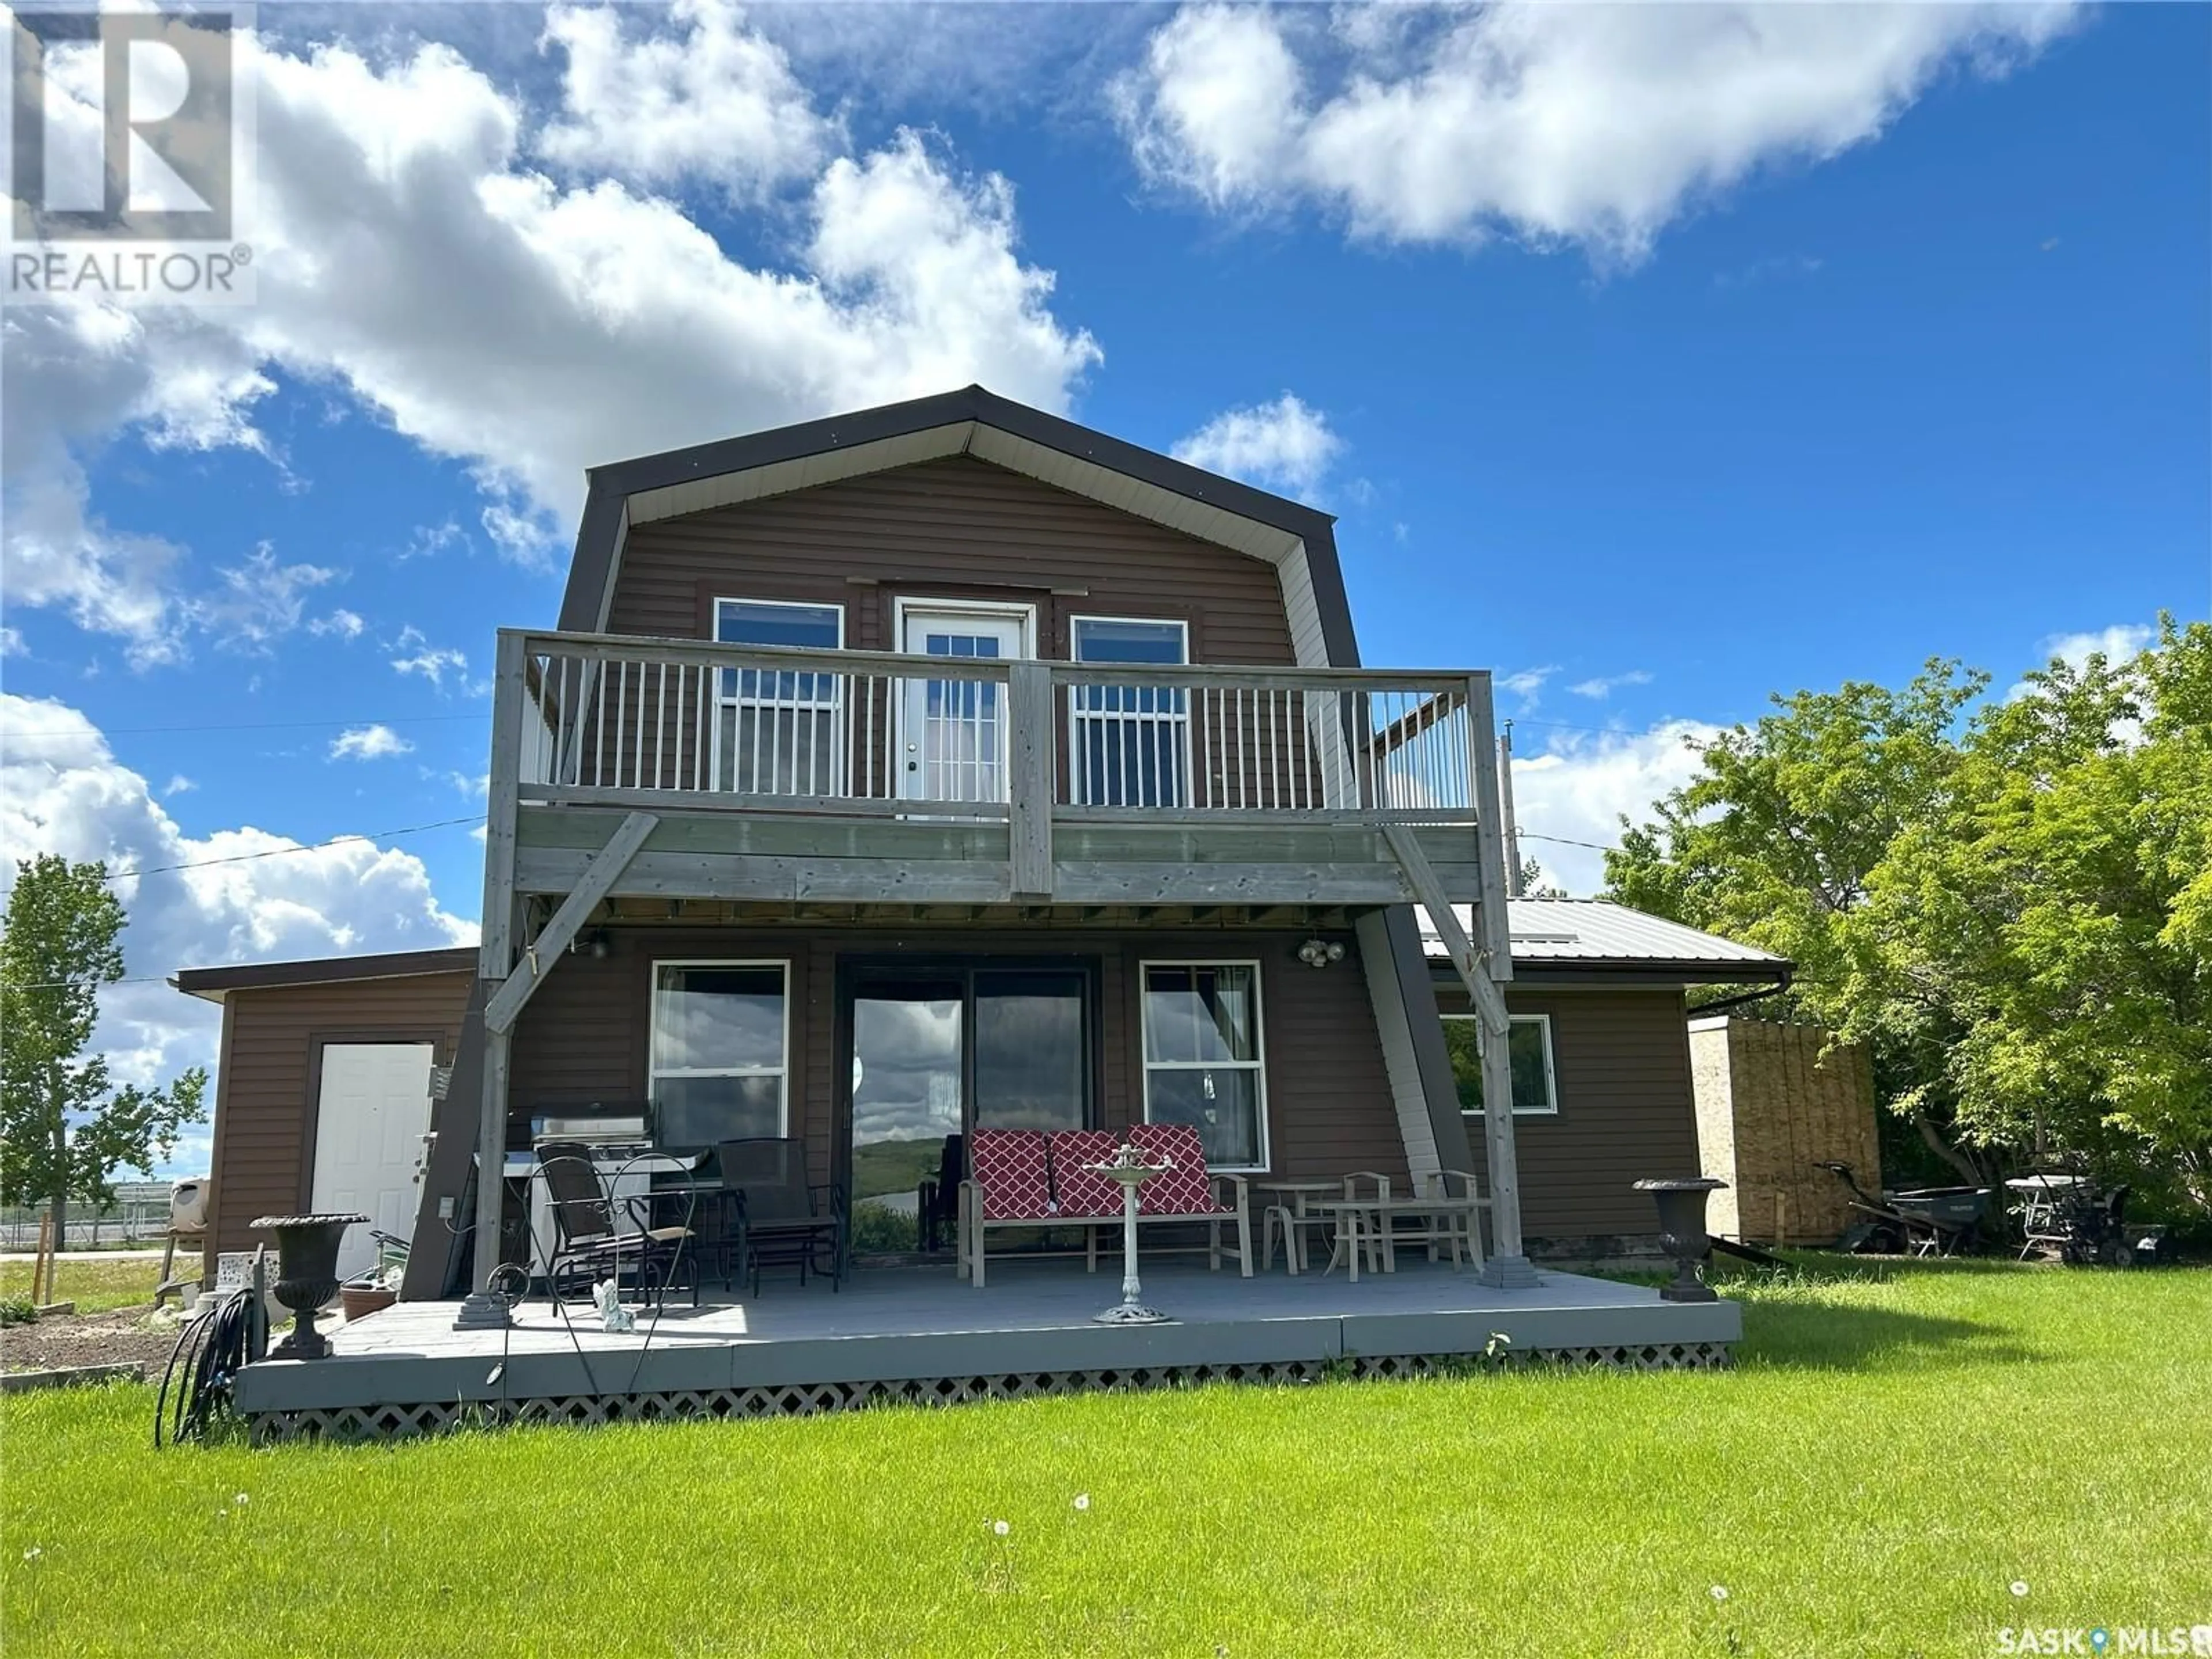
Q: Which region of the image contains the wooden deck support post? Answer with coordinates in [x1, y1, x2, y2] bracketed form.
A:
[1463, 672, 1537, 1287]
[1007, 661, 1054, 899]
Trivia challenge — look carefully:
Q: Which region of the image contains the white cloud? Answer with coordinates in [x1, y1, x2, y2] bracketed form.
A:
[329, 724, 415, 761]
[1568, 670, 1654, 700]
[1509, 720, 1721, 895]
[0, 695, 473, 1146]
[479, 502, 561, 570]
[1172, 393, 1341, 496]
[184, 545, 340, 653]
[1118, 3, 2079, 259]
[1497, 665, 1559, 706]
[5, 14, 1099, 662]
[0, 628, 22, 658]
[389, 627, 471, 690]
[2038, 623, 2154, 672]
[537, 0, 838, 197]
[2006, 621, 2157, 720]
[162, 775, 197, 797]
[308, 608, 366, 640]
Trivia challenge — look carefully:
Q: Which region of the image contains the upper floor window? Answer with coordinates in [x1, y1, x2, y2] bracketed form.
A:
[1070, 616, 1189, 808]
[713, 598, 844, 797]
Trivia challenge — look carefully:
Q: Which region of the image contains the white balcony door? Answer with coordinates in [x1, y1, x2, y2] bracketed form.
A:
[896, 601, 1032, 804]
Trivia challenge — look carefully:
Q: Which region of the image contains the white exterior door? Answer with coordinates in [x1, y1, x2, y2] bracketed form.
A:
[897, 604, 1030, 804]
[310, 1043, 435, 1283]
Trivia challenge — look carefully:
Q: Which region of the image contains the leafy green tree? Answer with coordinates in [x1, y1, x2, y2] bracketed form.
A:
[1, 856, 207, 1247]
[1607, 621, 2212, 1215]
[1604, 661, 1989, 1176]
[1844, 619, 2212, 1207]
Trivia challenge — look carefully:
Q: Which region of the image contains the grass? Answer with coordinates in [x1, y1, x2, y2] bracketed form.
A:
[0, 1255, 166, 1316]
[3, 1262, 2208, 1657]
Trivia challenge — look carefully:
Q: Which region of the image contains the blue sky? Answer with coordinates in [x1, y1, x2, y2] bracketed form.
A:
[3, 2, 2207, 1165]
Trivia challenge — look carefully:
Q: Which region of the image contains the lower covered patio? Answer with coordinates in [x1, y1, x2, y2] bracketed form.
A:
[234, 1257, 1739, 1442]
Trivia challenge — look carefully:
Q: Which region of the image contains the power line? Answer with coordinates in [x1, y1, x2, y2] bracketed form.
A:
[1, 713, 488, 740]
[6, 975, 196, 991]
[100, 814, 483, 883]
[1518, 830, 1622, 854]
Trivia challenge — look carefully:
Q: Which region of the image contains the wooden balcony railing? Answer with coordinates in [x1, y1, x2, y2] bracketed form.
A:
[497, 628, 1489, 831]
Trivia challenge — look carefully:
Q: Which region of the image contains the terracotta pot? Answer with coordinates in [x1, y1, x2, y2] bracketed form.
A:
[340, 1283, 398, 1321]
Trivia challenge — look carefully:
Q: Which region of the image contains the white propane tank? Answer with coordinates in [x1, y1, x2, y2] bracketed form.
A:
[169, 1177, 210, 1237]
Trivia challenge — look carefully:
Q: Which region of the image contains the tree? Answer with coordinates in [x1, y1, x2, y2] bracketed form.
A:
[1603, 661, 1990, 1177]
[1515, 857, 1566, 900]
[1, 856, 207, 1247]
[1604, 622, 2212, 1215]
[1844, 619, 2212, 1207]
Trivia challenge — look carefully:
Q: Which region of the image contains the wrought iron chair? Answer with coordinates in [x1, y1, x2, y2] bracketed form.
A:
[716, 1138, 847, 1293]
[536, 1141, 698, 1310]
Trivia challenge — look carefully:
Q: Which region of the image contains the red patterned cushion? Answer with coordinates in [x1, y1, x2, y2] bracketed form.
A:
[1127, 1123, 1228, 1216]
[969, 1129, 1051, 1221]
[1047, 1131, 1125, 1219]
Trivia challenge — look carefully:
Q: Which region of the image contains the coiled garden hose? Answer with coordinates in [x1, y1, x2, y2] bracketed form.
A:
[153, 1288, 257, 1448]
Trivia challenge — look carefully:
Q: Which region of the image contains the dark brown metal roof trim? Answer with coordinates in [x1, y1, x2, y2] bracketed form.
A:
[172, 947, 478, 1002]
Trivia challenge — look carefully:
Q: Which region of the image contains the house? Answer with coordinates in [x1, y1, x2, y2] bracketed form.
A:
[172, 387, 1778, 1437]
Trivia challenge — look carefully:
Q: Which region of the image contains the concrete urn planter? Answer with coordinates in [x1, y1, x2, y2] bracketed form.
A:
[251, 1213, 369, 1359]
[1631, 1179, 1729, 1303]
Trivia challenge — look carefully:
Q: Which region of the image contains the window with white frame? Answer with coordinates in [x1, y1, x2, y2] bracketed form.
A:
[1141, 962, 1267, 1169]
[1440, 1012, 1558, 1116]
[649, 961, 789, 1147]
[1070, 616, 1189, 808]
[713, 598, 844, 797]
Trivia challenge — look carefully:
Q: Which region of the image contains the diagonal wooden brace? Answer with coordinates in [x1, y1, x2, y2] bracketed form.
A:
[1382, 822, 1535, 1283]
[483, 811, 657, 1036]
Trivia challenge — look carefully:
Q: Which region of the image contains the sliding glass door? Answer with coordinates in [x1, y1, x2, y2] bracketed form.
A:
[843, 961, 1091, 1251]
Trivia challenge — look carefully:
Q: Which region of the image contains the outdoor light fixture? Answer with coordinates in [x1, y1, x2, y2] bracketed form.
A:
[569, 928, 612, 959]
[1296, 938, 1346, 968]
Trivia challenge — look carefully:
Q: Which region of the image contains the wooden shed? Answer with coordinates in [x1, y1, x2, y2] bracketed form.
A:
[172, 949, 475, 1285]
[1688, 1014, 1877, 1245]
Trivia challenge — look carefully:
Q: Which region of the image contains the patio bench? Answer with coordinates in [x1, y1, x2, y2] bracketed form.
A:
[959, 1124, 1253, 1287]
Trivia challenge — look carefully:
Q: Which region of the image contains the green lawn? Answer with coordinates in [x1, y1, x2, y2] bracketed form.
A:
[4, 1262, 2207, 1657]
[0, 1255, 167, 1315]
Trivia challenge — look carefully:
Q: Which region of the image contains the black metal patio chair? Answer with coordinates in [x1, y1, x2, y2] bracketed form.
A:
[917, 1134, 966, 1255]
[715, 1138, 847, 1293]
[537, 1141, 698, 1310]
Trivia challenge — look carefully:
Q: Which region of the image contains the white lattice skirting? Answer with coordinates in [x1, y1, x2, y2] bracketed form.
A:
[243, 1342, 1733, 1444]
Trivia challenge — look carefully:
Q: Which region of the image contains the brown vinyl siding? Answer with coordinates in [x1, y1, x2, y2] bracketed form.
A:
[1437, 984, 1702, 1238]
[507, 925, 1407, 1189]
[200, 972, 471, 1277]
[609, 455, 1298, 666]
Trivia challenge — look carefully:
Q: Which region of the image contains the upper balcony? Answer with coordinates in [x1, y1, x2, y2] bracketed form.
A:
[484, 628, 1510, 916]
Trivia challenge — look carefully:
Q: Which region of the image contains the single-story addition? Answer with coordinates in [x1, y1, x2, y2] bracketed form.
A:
[169, 386, 1784, 1441]
[1425, 899, 1791, 1260]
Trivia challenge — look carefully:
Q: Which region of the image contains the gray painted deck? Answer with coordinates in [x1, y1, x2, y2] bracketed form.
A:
[235, 1259, 1738, 1417]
